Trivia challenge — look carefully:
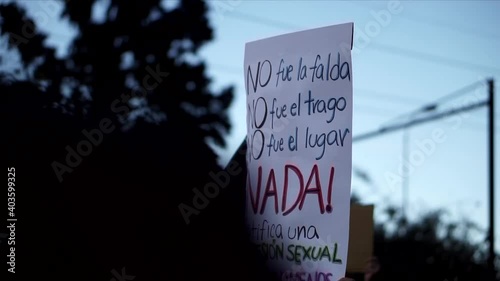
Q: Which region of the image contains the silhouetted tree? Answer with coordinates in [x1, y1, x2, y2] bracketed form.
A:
[372, 206, 493, 281]
[0, 1, 257, 281]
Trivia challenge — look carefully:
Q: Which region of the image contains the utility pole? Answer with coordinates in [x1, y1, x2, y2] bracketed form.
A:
[352, 80, 495, 279]
[353, 101, 487, 142]
[232, 80, 496, 277]
[488, 79, 495, 280]
[402, 128, 409, 218]
[400, 105, 437, 219]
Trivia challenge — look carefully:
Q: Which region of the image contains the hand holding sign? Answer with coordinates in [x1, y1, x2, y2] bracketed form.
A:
[244, 23, 354, 281]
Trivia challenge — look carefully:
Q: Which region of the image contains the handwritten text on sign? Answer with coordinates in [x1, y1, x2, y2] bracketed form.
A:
[245, 23, 354, 281]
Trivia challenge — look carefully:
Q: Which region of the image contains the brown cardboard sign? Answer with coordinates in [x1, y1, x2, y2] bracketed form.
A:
[347, 204, 374, 273]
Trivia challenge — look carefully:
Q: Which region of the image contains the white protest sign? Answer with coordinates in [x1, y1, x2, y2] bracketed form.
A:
[244, 23, 354, 281]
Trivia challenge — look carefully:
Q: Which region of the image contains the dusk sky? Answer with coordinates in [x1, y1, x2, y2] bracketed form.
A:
[17, 0, 500, 248]
[200, 0, 500, 245]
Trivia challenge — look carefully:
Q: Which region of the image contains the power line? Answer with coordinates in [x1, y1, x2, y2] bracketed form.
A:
[400, 13, 500, 41]
[352, 1, 500, 41]
[381, 80, 486, 126]
[209, 65, 498, 128]
[229, 10, 300, 31]
[210, 64, 426, 105]
[354, 104, 400, 118]
[353, 100, 488, 142]
[432, 80, 487, 105]
[356, 88, 425, 103]
[209, 65, 423, 115]
[224, 10, 500, 75]
[370, 43, 500, 74]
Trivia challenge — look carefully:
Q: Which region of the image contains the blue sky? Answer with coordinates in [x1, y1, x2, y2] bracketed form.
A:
[15, 0, 500, 247]
[199, 0, 500, 243]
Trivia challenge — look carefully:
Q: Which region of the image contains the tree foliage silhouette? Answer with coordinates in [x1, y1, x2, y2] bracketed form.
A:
[0, 1, 259, 281]
[8, 2, 492, 281]
[368, 206, 494, 281]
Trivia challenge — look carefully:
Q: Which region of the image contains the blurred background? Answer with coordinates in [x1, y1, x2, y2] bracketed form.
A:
[204, 0, 499, 227]
[1, 0, 499, 280]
